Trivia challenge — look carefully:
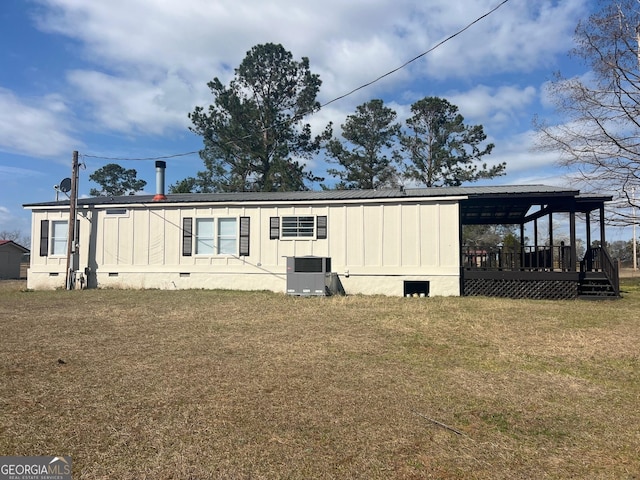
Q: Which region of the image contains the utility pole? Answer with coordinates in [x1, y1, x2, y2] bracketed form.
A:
[65, 151, 79, 290]
[634, 23, 640, 272]
[633, 187, 637, 272]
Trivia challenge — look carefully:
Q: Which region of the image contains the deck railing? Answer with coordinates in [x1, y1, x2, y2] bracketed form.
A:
[462, 245, 573, 272]
[581, 247, 620, 296]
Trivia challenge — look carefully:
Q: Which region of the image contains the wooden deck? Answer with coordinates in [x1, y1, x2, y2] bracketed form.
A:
[461, 246, 619, 299]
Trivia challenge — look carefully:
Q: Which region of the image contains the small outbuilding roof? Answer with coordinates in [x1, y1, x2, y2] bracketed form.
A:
[0, 240, 30, 253]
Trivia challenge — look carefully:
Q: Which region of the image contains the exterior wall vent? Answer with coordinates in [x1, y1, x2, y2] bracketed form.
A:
[404, 281, 430, 297]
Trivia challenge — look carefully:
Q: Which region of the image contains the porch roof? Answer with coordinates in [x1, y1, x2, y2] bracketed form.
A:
[460, 189, 612, 225]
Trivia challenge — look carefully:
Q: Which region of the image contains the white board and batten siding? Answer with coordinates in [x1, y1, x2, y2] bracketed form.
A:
[26, 196, 462, 296]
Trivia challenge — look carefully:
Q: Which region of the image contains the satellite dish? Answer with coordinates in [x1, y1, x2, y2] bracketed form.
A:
[59, 178, 72, 193]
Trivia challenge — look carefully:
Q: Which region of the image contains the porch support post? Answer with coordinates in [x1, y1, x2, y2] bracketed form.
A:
[599, 204, 606, 246]
[549, 212, 554, 271]
[585, 210, 593, 271]
[569, 209, 576, 271]
[520, 222, 525, 268]
[533, 217, 539, 269]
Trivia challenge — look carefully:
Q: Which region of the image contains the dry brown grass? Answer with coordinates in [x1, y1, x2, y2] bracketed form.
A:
[1, 280, 639, 479]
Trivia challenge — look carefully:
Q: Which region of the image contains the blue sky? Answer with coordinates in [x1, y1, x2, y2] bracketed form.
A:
[3, 0, 631, 243]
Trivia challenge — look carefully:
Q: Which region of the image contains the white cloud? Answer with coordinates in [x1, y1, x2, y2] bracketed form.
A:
[66, 70, 197, 135]
[418, 1, 588, 79]
[0, 206, 11, 224]
[446, 84, 538, 130]
[538, 71, 599, 118]
[487, 129, 568, 184]
[0, 205, 32, 235]
[0, 88, 79, 158]
[14, 0, 591, 194]
[30, 0, 590, 132]
[0, 164, 47, 181]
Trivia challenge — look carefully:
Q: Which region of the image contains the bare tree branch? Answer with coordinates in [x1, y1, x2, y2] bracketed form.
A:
[534, 1, 640, 227]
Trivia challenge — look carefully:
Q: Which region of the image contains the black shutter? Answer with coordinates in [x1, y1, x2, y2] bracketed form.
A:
[270, 217, 280, 239]
[39, 220, 49, 256]
[182, 217, 193, 256]
[239, 217, 250, 256]
[316, 216, 327, 239]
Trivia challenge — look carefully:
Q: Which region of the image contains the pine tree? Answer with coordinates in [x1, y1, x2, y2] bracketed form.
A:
[186, 43, 331, 192]
[325, 99, 401, 190]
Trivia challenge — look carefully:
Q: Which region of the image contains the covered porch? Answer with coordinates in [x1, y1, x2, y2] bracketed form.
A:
[459, 187, 619, 299]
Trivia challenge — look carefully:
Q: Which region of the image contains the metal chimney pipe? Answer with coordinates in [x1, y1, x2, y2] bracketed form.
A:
[153, 160, 167, 201]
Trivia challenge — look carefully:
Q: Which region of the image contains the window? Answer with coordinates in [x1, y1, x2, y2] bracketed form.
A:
[51, 221, 68, 256]
[217, 218, 237, 255]
[191, 217, 238, 256]
[282, 216, 315, 238]
[195, 218, 214, 255]
[40, 219, 79, 257]
[274, 215, 327, 240]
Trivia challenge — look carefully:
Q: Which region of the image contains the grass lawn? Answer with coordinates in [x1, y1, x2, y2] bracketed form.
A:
[1, 280, 639, 479]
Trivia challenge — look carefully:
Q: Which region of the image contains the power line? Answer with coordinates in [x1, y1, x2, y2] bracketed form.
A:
[80, 0, 511, 163]
[80, 150, 200, 162]
[321, 0, 511, 109]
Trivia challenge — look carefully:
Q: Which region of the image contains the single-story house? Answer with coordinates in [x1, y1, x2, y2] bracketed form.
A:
[23, 162, 618, 299]
[0, 240, 30, 280]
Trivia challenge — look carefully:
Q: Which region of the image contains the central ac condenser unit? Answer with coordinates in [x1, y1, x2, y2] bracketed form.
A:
[286, 256, 335, 296]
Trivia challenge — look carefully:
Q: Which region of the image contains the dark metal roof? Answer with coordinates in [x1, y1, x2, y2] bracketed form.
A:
[23, 184, 612, 225]
[23, 184, 579, 208]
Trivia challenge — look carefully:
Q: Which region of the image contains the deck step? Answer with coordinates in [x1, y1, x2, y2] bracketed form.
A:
[578, 277, 618, 299]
